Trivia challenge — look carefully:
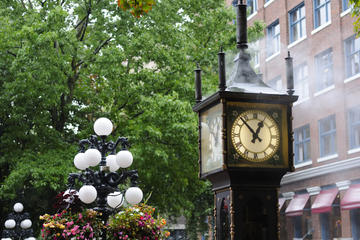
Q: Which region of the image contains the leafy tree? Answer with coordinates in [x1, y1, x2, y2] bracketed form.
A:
[0, 0, 263, 238]
[351, 0, 360, 35]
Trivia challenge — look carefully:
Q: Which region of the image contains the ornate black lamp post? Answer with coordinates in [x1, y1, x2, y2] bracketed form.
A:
[1, 202, 35, 240]
[66, 117, 143, 239]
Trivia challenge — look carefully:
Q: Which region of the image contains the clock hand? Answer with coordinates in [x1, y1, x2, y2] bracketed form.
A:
[251, 121, 264, 143]
[240, 117, 258, 136]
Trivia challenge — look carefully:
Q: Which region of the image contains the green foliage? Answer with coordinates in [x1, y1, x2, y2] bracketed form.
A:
[0, 0, 263, 238]
[351, 0, 360, 35]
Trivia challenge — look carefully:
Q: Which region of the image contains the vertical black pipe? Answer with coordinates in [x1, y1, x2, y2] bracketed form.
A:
[286, 51, 294, 95]
[236, 0, 248, 49]
[218, 47, 226, 91]
[195, 64, 202, 103]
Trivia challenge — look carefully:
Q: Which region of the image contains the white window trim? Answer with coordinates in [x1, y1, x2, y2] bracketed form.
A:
[314, 85, 335, 97]
[265, 51, 280, 62]
[340, 8, 352, 17]
[317, 153, 338, 163]
[254, 63, 260, 69]
[293, 97, 310, 106]
[344, 73, 360, 83]
[288, 36, 307, 49]
[294, 160, 312, 169]
[264, 0, 275, 8]
[247, 11, 258, 21]
[348, 147, 360, 155]
[311, 21, 332, 35]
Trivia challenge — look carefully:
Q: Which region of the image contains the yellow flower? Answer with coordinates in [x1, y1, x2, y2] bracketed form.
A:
[56, 233, 60, 236]
[165, 231, 170, 237]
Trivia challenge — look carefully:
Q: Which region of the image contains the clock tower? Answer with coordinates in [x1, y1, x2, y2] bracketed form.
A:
[193, 1, 298, 239]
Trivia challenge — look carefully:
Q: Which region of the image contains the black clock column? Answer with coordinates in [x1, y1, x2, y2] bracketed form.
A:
[193, 1, 298, 239]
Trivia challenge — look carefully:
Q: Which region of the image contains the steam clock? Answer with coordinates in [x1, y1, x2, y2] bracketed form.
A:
[193, 1, 298, 239]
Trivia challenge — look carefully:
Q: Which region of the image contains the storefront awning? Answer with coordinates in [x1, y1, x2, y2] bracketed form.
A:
[279, 198, 286, 211]
[285, 193, 310, 217]
[311, 188, 338, 213]
[341, 184, 360, 210]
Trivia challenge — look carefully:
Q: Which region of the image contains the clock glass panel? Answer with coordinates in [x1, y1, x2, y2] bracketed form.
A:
[200, 103, 223, 174]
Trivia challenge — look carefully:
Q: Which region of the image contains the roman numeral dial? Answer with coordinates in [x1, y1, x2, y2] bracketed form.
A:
[231, 110, 280, 162]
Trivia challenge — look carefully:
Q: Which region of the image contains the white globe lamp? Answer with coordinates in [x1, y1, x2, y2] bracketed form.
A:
[116, 150, 133, 168]
[13, 202, 24, 213]
[125, 187, 143, 205]
[4, 219, 16, 229]
[107, 191, 124, 208]
[79, 185, 97, 204]
[25, 237, 36, 240]
[74, 152, 88, 170]
[84, 148, 101, 167]
[20, 219, 32, 229]
[106, 155, 120, 172]
[94, 117, 113, 136]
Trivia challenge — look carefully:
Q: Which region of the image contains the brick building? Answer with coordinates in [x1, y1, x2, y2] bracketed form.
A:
[224, 0, 360, 239]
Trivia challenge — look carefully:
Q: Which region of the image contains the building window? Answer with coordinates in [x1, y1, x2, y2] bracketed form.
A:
[314, 0, 331, 29]
[267, 20, 280, 58]
[247, 0, 257, 16]
[343, 0, 350, 12]
[294, 125, 311, 165]
[348, 106, 360, 150]
[294, 63, 309, 100]
[344, 35, 360, 78]
[320, 213, 331, 240]
[319, 114, 337, 157]
[267, 76, 282, 91]
[315, 48, 333, 91]
[289, 3, 306, 43]
[350, 209, 360, 240]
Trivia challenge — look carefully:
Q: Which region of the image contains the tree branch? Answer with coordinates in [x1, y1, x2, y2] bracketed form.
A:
[131, 111, 145, 119]
[6, 51, 17, 57]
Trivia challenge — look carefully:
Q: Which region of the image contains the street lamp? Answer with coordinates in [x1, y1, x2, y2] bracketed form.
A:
[66, 117, 143, 227]
[1, 202, 35, 240]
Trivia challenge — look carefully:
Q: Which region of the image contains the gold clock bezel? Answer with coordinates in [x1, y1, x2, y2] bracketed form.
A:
[231, 110, 280, 162]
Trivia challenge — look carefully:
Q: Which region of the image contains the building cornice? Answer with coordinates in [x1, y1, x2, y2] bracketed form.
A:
[281, 156, 360, 185]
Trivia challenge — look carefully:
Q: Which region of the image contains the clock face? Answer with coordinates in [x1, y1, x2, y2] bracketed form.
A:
[231, 110, 280, 162]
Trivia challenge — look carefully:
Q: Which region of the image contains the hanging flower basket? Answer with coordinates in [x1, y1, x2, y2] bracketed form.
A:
[40, 209, 104, 239]
[107, 204, 170, 239]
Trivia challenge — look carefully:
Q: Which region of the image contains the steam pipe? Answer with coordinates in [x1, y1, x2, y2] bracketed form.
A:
[195, 63, 202, 103]
[286, 51, 295, 95]
[236, 0, 248, 49]
[218, 47, 226, 91]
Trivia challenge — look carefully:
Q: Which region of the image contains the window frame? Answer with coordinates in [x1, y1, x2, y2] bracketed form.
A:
[342, 0, 350, 12]
[247, 0, 257, 16]
[289, 2, 306, 43]
[348, 106, 360, 150]
[313, 0, 331, 29]
[319, 114, 337, 158]
[294, 124, 311, 165]
[266, 19, 280, 58]
[344, 35, 360, 78]
[315, 48, 334, 91]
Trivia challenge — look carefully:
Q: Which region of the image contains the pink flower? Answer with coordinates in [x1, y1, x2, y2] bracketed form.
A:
[71, 225, 80, 235]
[78, 213, 83, 220]
[66, 221, 74, 227]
